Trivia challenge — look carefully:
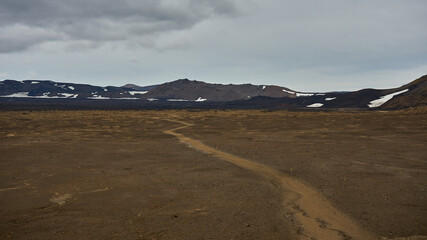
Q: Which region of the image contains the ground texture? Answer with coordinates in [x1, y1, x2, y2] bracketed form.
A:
[0, 109, 426, 239]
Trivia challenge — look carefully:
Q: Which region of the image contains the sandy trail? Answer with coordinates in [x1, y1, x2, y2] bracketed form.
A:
[163, 119, 376, 240]
[0, 183, 30, 192]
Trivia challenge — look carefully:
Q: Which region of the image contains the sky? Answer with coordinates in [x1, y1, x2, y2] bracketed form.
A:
[0, 0, 426, 92]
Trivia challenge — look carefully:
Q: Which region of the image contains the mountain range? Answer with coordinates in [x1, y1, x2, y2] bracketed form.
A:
[0, 75, 426, 110]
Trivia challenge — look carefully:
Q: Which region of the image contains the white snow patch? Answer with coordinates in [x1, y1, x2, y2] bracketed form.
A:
[128, 91, 148, 95]
[325, 97, 336, 101]
[1, 92, 30, 97]
[88, 95, 141, 100]
[368, 89, 409, 108]
[262, 86, 266, 90]
[307, 103, 324, 108]
[38, 93, 61, 99]
[114, 97, 139, 100]
[195, 97, 207, 102]
[283, 89, 296, 94]
[0, 92, 78, 99]
[104, 88, 108, 91]
[38, 92, 54, 98]
[167, 99, 189, 102]
[30, 81, 39, 84]
[1, 92, 53, 98]
[296, 93, 314, 97]
[59, 93, 75, 98]
[68, 86, 75, 90]
[88, 95, 111, 99]
[147, 98, 158, 101]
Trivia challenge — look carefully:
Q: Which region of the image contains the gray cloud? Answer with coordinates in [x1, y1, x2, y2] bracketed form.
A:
[0, 24, 63, 53]
[0, 0, 239, 53]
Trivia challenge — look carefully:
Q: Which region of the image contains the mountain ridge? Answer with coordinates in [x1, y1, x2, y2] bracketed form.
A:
[0, 75, 426, 109]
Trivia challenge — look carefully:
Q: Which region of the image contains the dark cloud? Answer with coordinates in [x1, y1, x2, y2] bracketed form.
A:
[0, 0, 239, 53]
[0, 24, 62, 53]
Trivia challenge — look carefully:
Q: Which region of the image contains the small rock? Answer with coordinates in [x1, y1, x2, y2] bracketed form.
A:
[6, 133, 15, 138]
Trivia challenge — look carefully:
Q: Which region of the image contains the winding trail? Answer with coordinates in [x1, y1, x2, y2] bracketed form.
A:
[163, 119, 376, 240]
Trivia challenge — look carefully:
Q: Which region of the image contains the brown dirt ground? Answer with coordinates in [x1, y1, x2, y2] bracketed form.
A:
[0, 108, 426, 239]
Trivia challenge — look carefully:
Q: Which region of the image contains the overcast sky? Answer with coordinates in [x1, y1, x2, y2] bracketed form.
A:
[0, 0, 426, 91]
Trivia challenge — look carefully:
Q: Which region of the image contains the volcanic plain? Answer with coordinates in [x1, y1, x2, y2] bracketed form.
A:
[0, 109, 426, 240]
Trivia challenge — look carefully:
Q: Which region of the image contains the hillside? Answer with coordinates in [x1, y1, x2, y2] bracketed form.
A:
[143, 79, 297, 102]
[380, 75, 427, 109]
[0, 75, 426, 110]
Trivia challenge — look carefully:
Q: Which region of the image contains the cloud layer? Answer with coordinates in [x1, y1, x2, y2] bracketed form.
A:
[0, 0, 239, 52]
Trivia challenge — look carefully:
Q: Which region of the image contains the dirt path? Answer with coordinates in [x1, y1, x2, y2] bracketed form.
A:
[163, 119, 376, 240]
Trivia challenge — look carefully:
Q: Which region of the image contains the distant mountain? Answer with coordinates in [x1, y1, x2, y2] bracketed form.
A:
[0, 75, 426, 110]
[380, 75, 427, 109]
[312, 75, 426, 109]
[143, 78, 297, 102]
[142, 77, 426, 109]
[0, 80, 149, 100]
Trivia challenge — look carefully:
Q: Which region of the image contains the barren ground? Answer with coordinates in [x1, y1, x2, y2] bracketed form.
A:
[0, 109, 426, 239]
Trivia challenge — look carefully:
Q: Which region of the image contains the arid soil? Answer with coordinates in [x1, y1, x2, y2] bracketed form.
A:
[0, 109, 426, 239]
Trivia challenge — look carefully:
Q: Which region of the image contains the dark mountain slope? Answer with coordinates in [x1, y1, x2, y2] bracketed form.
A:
[0, 75, 425, 110]
[143, 79, 296, 101]
[297, 75, 426, 109]
[380, 75, 427, 109]
[0, 80, 147, 99]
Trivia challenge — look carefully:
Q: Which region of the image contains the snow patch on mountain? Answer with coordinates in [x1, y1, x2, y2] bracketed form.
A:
[167, 99, 189, 102]
[88, 95, 111, 100]
[1, 92, 30, 98]
[128, 91, 148, 95]
[283, 89, 296, 94]
[60, 93, 76, 98]
[368, 89, 409, 108]
[307, 103, 324, 108]
[297, 93, 315, 97]
[114, 97, 140, 100]
[0, 92, 78, 98]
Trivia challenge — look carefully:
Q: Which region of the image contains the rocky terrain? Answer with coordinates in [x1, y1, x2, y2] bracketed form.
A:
[0, 109, 426, 239]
